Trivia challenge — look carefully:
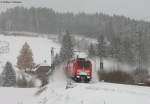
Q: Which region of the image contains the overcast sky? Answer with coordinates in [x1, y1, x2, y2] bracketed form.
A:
[0, 0, 150, 21]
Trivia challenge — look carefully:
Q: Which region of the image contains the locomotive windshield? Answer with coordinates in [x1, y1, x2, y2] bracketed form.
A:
[78, 60, 85, 68]
[85, 61, 91, 68]
[77, 59, 91, 69]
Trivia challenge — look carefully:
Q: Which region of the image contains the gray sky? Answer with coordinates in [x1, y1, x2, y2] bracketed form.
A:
[0, 0, 150, 21]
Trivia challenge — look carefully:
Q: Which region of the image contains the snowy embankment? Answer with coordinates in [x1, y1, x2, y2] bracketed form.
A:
[37, 82, 150, 104]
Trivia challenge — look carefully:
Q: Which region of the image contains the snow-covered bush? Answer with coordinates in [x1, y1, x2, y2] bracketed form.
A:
[16, 71, 41, 88]
[27, 77, 38, 88]
[16, 71, 28, 87]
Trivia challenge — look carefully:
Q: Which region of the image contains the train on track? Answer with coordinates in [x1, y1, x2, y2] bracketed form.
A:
[66, 58, 92, 82]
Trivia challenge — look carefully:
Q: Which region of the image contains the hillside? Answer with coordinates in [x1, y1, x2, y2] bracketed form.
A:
[0, 34, 60, 66]
[1, 7, 150, 38]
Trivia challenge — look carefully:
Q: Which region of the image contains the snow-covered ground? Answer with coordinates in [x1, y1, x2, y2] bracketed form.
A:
[0, 34, 149, 104]
[37, 82, 150, 104]
[0, 64, 150, 104]
[0, 87, 37, 104]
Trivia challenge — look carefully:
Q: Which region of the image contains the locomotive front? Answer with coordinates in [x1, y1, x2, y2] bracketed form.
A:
[66, 58, 92, 82]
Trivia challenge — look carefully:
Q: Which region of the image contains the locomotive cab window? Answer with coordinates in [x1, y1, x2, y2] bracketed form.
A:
[85, 61, 91, 68]
[78, 60, 85, 68]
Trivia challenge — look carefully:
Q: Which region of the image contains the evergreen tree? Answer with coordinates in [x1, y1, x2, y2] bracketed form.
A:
[2, 62, 16, 87]
[108, 36, 123, 70]
[88, 43, 96, 58]
[110, 36, 122, 62]
[97, 35, 106, 70]
[17, 42, 34, 71]
[135, 31, 148, 71]
[122, 36, 135, 64]
[103, 21, 115, 41]
[0, 75, 3, 86]
[59, 31, 74, 61]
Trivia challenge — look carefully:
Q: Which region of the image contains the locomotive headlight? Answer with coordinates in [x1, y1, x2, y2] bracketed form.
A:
[77, 76, 80, 78]
[87, 76, 91, 79]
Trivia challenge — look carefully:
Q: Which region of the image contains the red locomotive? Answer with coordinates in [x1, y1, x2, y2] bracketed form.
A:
[66, 58, 92, 82]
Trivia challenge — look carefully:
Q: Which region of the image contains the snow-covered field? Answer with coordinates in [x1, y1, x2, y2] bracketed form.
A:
[0, 87, 37, 104]
[0, 34, 149, 104]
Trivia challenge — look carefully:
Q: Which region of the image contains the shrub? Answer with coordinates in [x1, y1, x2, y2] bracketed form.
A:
[132, 68, 149, 84]
[16, 73, 28, 88]
[98, 70, 134, 84]
[16, 72, 36, 88]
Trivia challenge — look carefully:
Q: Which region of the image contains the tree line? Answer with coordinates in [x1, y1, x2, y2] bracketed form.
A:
[0, 7, 150, 39]
[88, 32, 150, 68]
